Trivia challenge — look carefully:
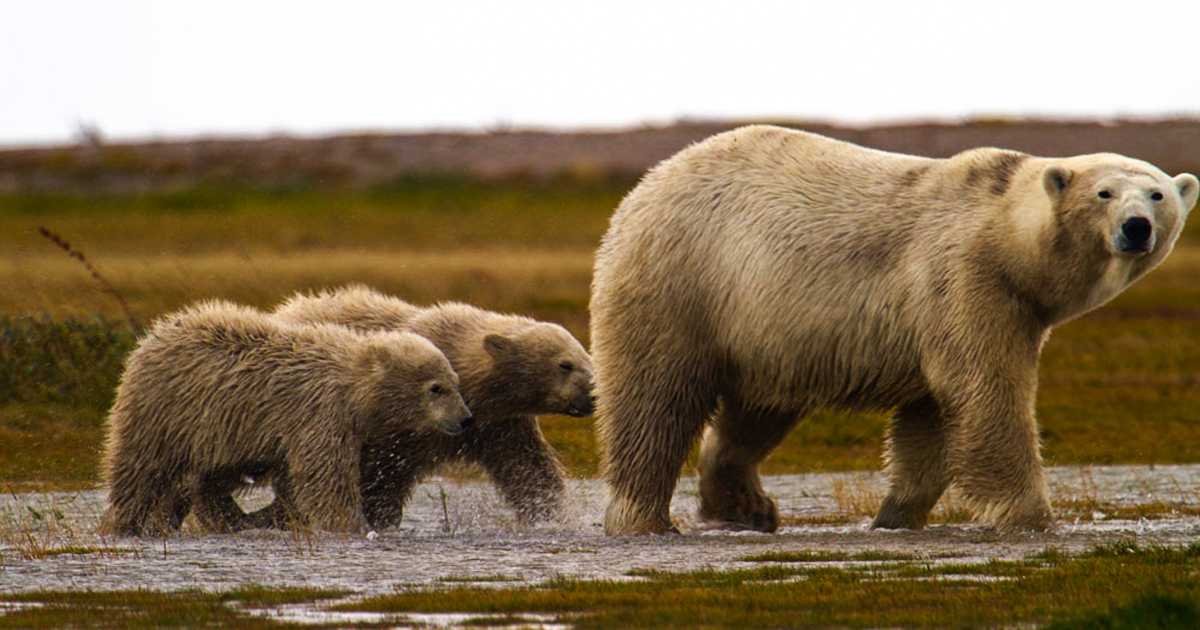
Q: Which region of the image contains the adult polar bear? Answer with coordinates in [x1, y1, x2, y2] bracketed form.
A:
[591, 125, 1197, 535]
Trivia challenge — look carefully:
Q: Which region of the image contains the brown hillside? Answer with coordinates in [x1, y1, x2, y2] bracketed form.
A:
[1, 119, 1198, 193]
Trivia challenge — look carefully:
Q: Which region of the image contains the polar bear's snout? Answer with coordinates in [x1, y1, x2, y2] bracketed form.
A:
[438, 412, 473, 435]
[567, 393, 598, 418]
[1117, 216, 1154, 254]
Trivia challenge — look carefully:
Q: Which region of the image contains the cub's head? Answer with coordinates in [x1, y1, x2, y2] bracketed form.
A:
[362, 331, 473, 435]
[483, 323, 596, 417]
[1039, 155, 1197, 315]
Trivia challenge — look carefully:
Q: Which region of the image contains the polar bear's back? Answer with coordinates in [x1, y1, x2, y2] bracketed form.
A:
[594, 126, 948, 408]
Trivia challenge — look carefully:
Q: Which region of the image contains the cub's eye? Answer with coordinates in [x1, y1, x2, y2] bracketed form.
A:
[558, 361, 573, 372]
[430, 384, 444, 395]
[1098, 190, 1113, 199]
[1150, 191, 1164, 201]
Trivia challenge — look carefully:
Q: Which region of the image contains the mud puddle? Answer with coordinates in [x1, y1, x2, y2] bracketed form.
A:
[2, 465, 1198, 597]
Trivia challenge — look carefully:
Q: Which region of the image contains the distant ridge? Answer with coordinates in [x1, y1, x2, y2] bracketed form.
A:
[2, 118, 1198, 194]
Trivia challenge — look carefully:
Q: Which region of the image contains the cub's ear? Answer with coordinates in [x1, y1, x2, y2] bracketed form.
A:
[1174, 173, 1199, 216]
[357, 343, 396, 375]
[483, 334, 519, 360]
[1042, 165, 1073, 201]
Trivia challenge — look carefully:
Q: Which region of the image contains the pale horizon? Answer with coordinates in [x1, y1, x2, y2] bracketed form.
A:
[4, 0, 1198, 147]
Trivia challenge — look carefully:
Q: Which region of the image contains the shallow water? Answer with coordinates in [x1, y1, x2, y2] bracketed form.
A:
[2, 465, 1198, 595]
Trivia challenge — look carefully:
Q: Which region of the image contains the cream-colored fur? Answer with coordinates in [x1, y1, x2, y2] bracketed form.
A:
[591, 125, 1196, 535]
[275, 284, 422, 332]
[257, 287, 595, 528]
[98, 300, 471, 536]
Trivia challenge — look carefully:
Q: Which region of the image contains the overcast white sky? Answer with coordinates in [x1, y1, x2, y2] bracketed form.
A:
[3, 0, 1199, 146]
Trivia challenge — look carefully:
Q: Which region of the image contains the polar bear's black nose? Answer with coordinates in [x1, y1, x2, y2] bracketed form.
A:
[1121, 217, 1153, 250]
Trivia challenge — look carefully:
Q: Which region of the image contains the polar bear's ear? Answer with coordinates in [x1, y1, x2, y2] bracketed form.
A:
[1174, 173, 1199, 215]
[483, 334, 519, 359]
[1042, 165, 1073, 201]
[358, 343, 395, 375]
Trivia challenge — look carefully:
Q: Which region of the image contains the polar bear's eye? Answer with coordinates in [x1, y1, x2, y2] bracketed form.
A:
[1150, 191, 1164, 201]
[559, 361, 574, 372]
[1098, 190, 1113, 199]
[430, 384, 444, 395]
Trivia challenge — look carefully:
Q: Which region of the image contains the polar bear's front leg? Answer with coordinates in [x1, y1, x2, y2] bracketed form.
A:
[948, 406, 1053, 534]
[935, 359, 1052, 532]
[872, 395, 950, 530]
[288, 438, 370, 534]
[467, 417, 567, 524]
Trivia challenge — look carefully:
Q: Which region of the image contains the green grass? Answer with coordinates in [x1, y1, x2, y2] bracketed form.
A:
[1046, 593, 1200, 630]
[0, 586, 346, 629]
[2, 177, 1199, 487]
[438, 574, 524, 583]
[332, 542, 1200, 629]
[740, 549, 944, 563]
[3, 544, 1196, 629]
[0, 315, 135, 487]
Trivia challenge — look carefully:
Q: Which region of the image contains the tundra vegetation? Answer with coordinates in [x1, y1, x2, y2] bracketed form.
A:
[2, 170, 1199, 628]
[3, 176, 1198, 486]
[0, 543, 1196, 628]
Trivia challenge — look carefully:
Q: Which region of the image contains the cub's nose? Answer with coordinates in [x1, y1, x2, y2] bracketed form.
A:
[567, 395, 597, 418]
[1120, 217, 1153, 252]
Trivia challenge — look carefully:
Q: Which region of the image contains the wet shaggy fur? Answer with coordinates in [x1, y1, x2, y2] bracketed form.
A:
[98, 300, 471, 536]
[253, 286, 596, 529]
[591, 125, 1198, 535]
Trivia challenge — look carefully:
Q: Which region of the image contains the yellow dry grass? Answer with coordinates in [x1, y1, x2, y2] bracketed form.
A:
[5, 248, 594, 337]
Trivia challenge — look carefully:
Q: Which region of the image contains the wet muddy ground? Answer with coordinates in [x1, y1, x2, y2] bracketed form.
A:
[2, 465, 1199, 596]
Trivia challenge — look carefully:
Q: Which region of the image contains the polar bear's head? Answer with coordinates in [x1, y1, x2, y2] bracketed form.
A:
[1039, 155, 1197, 316]
[1043, 156, 1197, 257]
[483, 323, 596, 418]
[362, 331, 474, 435]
